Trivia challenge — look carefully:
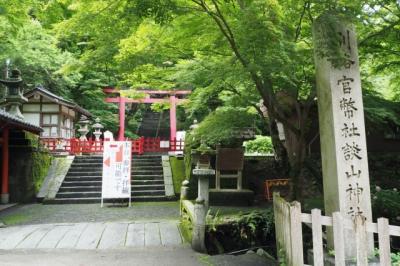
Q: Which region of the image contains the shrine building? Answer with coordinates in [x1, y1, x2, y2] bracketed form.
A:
[22, 86, 92, 139]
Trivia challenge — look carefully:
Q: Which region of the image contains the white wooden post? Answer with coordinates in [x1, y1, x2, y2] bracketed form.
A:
[377, 217, 391, 266]
[284, 199, 291, 263]
[311, 208, 324, 266]
[237, 170, 242, 190]
[289, 201, 303, 266]
[273, 193, 283, 258]
[354, 215, 368, 266]
[215, 170, 221, 190]
[333, 212, 345, 266]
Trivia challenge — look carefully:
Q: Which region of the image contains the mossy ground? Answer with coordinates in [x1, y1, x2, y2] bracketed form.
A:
[1, 213, 31, 225]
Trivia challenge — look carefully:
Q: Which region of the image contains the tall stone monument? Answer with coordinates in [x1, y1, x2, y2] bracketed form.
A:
[313, 15, 373, 258]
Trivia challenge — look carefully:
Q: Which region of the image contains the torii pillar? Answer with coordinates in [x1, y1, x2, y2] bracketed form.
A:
[169, 95, 177, 140]
[103, 87, 190, 141]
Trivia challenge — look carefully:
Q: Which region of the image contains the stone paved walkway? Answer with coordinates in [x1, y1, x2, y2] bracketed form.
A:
[0, 221, 182, 250]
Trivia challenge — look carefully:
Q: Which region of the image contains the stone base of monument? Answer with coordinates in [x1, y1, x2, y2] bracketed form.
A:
[307, 249, 380, 265]
[209, 189, 254, 206]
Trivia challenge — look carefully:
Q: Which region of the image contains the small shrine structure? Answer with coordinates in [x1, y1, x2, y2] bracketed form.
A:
[22, 86, 92, 139]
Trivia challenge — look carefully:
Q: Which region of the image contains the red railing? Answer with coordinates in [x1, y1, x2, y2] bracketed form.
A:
[132, 137, 144, 155]
[40, 137, 184, 155]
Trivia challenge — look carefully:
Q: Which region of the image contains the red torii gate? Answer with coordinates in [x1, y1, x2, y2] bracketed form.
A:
[103, 87, 191, 141]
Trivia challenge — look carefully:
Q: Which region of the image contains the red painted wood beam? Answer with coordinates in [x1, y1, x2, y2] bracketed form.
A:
[170, 95, 177, 140]
[1, 126, 9, 203]
[103, 87, 191, 95]
[118, 97, 125, 141]
[135, 90, 192, 95]
[105, 97, 187, 104]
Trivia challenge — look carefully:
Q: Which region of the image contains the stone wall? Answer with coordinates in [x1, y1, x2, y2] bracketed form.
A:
[0, 130, 52, 203]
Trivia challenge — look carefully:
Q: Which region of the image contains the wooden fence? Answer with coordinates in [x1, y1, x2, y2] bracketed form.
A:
[273, 193, 400, 266]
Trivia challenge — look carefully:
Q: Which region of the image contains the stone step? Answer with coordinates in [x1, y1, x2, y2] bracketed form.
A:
[62, 181, 102, 186]
[131, 180, 164, 185]
[64, 176, 102, 182]
[44, 195, 175, 204]
[131, 170, 163, 174]
[131, 190, 165, 196]
[67, 171, 103, 176]
[56, 191, 101, 199]
[68, 165, 103, 173]
[43, 198, 101, 204]
[132, 163, 162, 167]
[71, 162, 103, 167]
[132, 158, 161, 161]
[69, 165, 103, 169]
[131, 185, 165, 191]
[58, 186, 102, 192]
[132, 166, 163, 170]
[59, 184, 165, 192]
[74, 157, 103, 161]
[132, 157, 162, 161]
[132, 175, 164, 181]
[131, 195, 174, 202]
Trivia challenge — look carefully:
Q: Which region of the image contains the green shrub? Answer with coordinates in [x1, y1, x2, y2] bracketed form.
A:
[243, 135, 274, 154]
[190, 107, 257, 148]
[205, 209, 275, 254]
[372, 187, 400, 225]
[392, 252, 400, 265]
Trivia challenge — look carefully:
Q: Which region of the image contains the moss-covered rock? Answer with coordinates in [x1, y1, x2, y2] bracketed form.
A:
[31, 151, 52, 194]
[169, 156, 186, 194]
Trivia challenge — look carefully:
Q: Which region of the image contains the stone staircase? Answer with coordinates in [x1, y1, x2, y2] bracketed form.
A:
[45, 154, 171, 204]
[131, 155, 168, 201]
[137, 110, 170, 138]
[45, 156, 102, 204]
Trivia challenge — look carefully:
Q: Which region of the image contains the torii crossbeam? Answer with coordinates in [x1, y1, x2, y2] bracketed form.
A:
[103, 87, 191, 141]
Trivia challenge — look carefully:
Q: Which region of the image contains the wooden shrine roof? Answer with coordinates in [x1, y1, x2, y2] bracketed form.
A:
[0, 109, 42, 133]
[24, 86, 92, 117]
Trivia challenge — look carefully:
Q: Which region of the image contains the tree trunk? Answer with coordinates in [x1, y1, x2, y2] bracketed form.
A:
[265, 109, 289, 173]
[283, 122, 307, 201]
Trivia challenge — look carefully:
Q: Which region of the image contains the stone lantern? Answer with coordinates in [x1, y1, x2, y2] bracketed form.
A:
[0, 69, 28, 119]
[92, 118, 104, 141]
[77, 115, 90, 141]
[189, 119, 199, 131]
[191, 139, 215, 253]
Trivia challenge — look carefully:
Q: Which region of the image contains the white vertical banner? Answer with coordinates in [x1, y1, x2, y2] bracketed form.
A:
[101, 141, 132, 207]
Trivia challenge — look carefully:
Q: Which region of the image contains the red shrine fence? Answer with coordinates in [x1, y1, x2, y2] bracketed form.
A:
[40, 137, 184, 155]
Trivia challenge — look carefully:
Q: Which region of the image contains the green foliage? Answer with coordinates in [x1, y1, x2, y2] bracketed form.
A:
[3, 0, 400, 201]
[179, 219, 193, 244]
[243, 135, 274, 154]
[313, 12, 354, 69]
[205, 209, 275, 254]
[392, 252, 400, 265]
[190, 107, 257, 148]
[372, 187, 400, 225]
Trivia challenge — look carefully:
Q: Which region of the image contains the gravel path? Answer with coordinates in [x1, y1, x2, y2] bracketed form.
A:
[0, 201, 180, 226]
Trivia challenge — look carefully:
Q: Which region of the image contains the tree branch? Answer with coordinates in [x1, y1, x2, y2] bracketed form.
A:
[295, 1, 309, 42]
